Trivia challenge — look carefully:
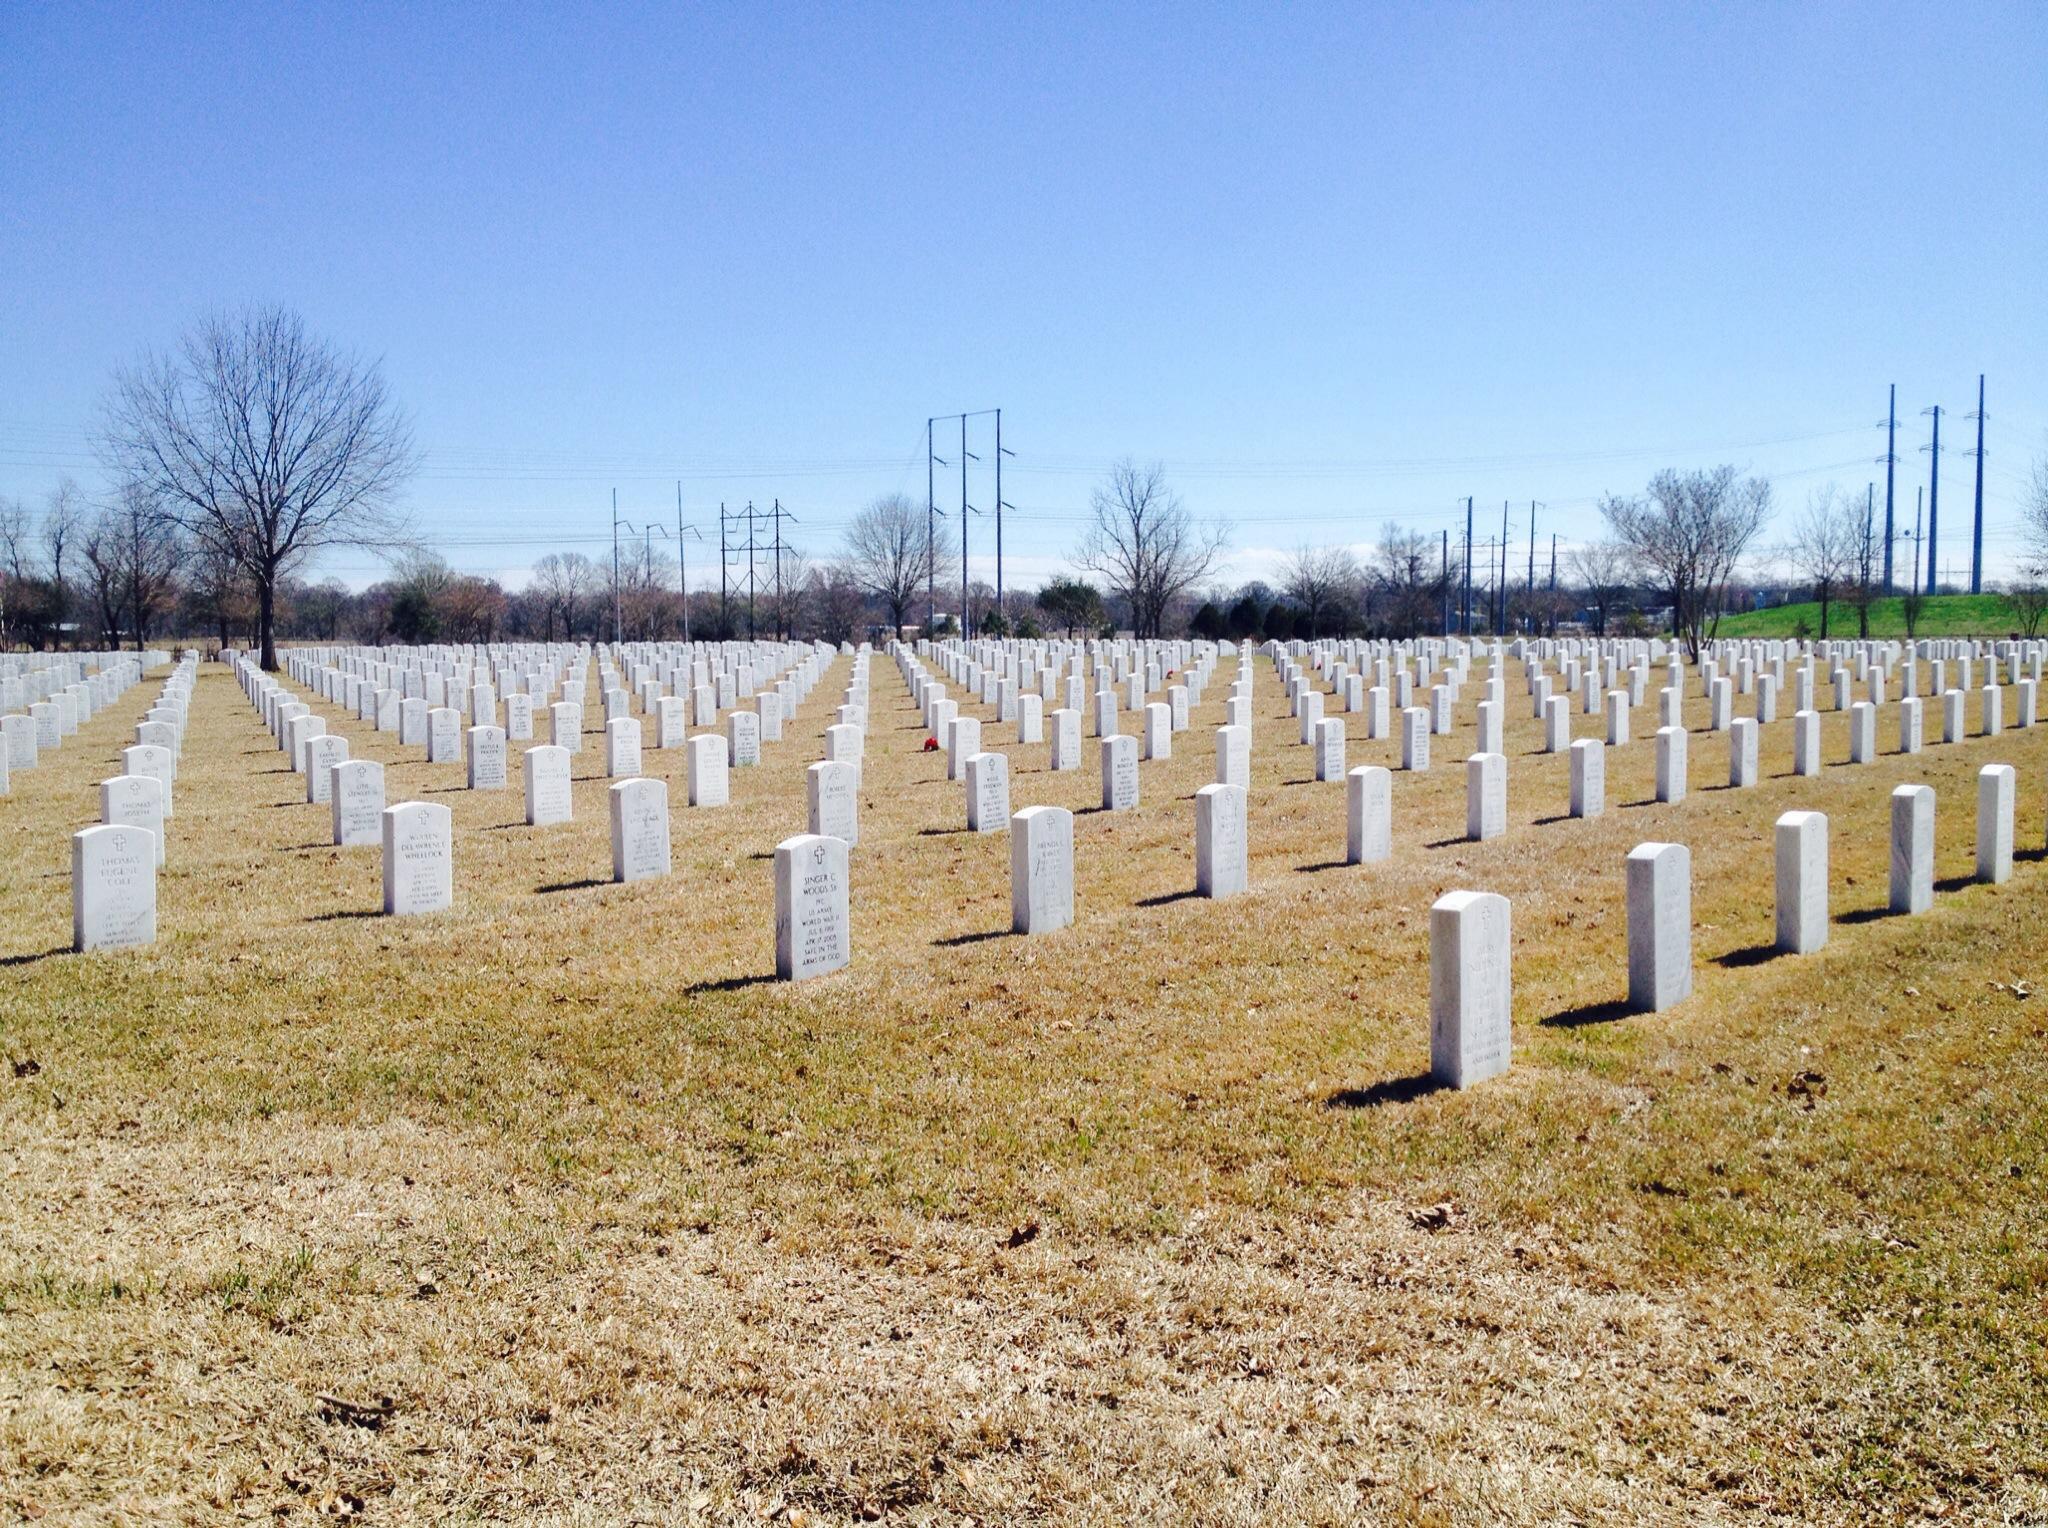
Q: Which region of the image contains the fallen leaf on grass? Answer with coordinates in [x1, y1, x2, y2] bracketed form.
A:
[1408, 1202, 1458, 1232]
[316, 1394, 396, 1431]
[1786, 1071, 1828, 1107]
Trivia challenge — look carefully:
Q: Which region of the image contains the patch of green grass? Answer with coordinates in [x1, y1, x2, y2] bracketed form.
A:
[1716, 593, 2029, 639]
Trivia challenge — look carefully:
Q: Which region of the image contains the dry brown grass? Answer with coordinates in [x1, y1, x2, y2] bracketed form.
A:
[3, 648, 2045, 1524]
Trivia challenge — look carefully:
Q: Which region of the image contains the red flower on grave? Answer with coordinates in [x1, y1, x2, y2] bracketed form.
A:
[923, 735, 939, 751]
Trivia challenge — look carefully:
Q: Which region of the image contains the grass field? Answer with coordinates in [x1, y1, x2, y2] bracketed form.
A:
[4, 647, 2047, 1523]
[1715, 593, 2035, 640]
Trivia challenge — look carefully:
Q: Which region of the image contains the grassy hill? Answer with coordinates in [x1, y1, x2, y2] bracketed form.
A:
[1714, 592, 2037, 640]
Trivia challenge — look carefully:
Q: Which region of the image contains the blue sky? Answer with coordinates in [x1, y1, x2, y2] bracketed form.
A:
[3, 1, 2043, 593]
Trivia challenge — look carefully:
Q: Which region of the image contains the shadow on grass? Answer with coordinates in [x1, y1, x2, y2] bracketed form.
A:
[1531, 813, 1570, 826]
[1295, 859, 1351, 874]
[1935, 874, 1979, 894]
[1541, 997, 1635, 1029]
[307, 908, 382, 922]
[1837, 905, 1898, 926]
[1423, 836, 1469, 850]
[1324, 1073, 1445, 1109]
[1714, 942, 1781, 969]
[0, 945, 70, 968]
[537, 877, 608, 894]
[1135, 888, 1198, 908]
[934, 928, 1012, 948]
[917, 826, 968, 837]
[684, 971, 779, 994]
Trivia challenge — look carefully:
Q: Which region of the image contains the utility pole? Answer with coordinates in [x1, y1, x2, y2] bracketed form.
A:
[1497, 500, 1510, 632]
[995, 409, 1016, 623]
[1525, 501, 1539, 637]
[926, 418, 938, 634]
[1966, 374, 1987, 595]
[1461, 497, 1474, 637]
[1921, 405, 1943, 595]
[742, 501, 763, 639]
[959, 415, 979, 640]
[768, 499, 799, 639]
[1439, 530, 1449, 636]
[610, 488, 623, 645]
[718, 501, 732, 637]
[1880, 384, 1898, 593]
[1547, 532, 1558, 637]
[676, 482, 702, 643]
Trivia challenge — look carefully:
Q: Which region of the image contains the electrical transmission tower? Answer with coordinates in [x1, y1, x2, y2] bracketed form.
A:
[768, 499, 800, 639]
[721, 501, 767, 639]
[1965, 375, 1987, 595]
[925, 408, 1006, 640]
[1921, 406, 1944, 596]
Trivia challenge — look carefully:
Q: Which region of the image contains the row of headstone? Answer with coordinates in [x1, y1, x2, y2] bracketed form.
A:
[1433, 760, 2035, 1088]
[281, 637, 833, 755]
[254, 636, 866, 921]
[4, 651, 154, 795]
[69, 653, 192, 950]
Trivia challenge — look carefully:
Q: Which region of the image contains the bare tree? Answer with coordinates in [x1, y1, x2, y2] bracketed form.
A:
[180, 541, 254, 650]
[0, 494, 33, 647]
[2007, 582, 2048, 639]
[1074, 460, 1227, 639]
[1601, 465, 1772, 657]
[809, 562, 866, 645]
[43, 478, 85, 646]
[442, 575, 508, 642]
[1784, 485, 1860, 640]
[1371, 522, 1444, 637]
[99, 306, 417, 669]
[84, 483, 186, 649]
[1280, 543, 1362, 638]
[1565, 541, 1635, 636]
[764, 546, 810, 639]
[79, 513, 126, 646]
[1841, 487, 1884, 639]
[530, 551, 597, 641]
[844, 493, 945, 636]
[2022, 445, 2048, 580]
[294, 576, 351, 641]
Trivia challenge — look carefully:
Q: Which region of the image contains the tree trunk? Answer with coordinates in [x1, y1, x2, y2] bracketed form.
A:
[259, 575, 278, 671]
